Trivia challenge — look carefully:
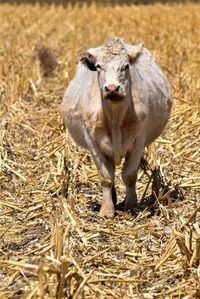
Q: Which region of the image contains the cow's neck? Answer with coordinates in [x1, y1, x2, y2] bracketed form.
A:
[103, 98, 132, 165]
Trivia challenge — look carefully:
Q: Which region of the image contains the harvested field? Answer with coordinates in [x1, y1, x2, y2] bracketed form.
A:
[0, 1, 200, 298]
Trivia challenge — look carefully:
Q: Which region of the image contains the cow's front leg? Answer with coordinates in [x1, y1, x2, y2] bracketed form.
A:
[87, 146, 115, 218]
[98, 158, 115, 219]
[82, 121, 116, 218]
[122, 136, 144, 213]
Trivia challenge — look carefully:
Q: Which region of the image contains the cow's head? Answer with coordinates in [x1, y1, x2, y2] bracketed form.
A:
[79, 38, 143, 103]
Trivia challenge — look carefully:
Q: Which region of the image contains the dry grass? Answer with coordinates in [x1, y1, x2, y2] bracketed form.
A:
[0, 1, 200, 298]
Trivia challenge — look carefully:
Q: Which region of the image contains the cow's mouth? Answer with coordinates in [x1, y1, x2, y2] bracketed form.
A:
[105, 93, 125, 102]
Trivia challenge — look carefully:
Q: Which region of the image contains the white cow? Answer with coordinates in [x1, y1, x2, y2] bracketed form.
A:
[62, 38, 172, 219]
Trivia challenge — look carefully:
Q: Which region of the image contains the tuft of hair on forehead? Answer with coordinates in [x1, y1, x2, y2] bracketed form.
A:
[99, 38, 128, 62]
[104, 38, 126, 54]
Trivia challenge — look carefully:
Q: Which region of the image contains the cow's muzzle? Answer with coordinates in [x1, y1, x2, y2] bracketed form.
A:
[104, 84, 125, 102]
[105, 93, 125, 102]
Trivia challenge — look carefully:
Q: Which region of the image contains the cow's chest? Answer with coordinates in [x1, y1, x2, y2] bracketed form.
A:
[94, 124, 136, 165]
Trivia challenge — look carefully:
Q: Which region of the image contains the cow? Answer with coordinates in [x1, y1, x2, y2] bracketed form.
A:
[61, 38, 172, 219]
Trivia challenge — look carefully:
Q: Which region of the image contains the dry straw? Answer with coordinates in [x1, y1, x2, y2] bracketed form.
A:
[0, 1, 199, 298]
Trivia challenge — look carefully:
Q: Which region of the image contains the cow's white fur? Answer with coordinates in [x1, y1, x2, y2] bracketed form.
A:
[62, 38, 172, 219]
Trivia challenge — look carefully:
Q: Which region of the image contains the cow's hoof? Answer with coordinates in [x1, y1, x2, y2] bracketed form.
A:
[125, 196, 138, 213]
[125, 204, 141, 215]
[125, 200, 139, 215]
[99, 207, 115, 219]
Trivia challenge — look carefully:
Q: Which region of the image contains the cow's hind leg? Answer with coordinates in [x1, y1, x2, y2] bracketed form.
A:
[122, 137, 144, 213]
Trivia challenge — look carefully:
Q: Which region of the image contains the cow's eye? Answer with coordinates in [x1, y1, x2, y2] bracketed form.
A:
[122, 64, 129, 71]
[96, 64, 102, 71]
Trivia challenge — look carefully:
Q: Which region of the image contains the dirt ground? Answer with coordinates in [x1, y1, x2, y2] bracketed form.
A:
[0, 1, 199, 298]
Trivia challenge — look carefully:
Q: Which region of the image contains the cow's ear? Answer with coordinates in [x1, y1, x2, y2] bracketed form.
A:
[128, 43, 143, 63]
[79, 52, 97, 71]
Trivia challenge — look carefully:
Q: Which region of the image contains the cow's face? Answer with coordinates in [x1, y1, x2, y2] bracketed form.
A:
[79, 39, 143, 103]
[95, 58, 131, 102]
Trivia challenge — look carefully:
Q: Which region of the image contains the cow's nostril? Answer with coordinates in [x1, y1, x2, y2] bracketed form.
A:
[105, 86, 109, 92]
[105, 84, 120, 93]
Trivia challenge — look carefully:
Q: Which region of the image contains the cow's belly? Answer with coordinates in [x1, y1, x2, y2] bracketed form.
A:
[65, 114, 89, 149]
[145, 96, 172, 146]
